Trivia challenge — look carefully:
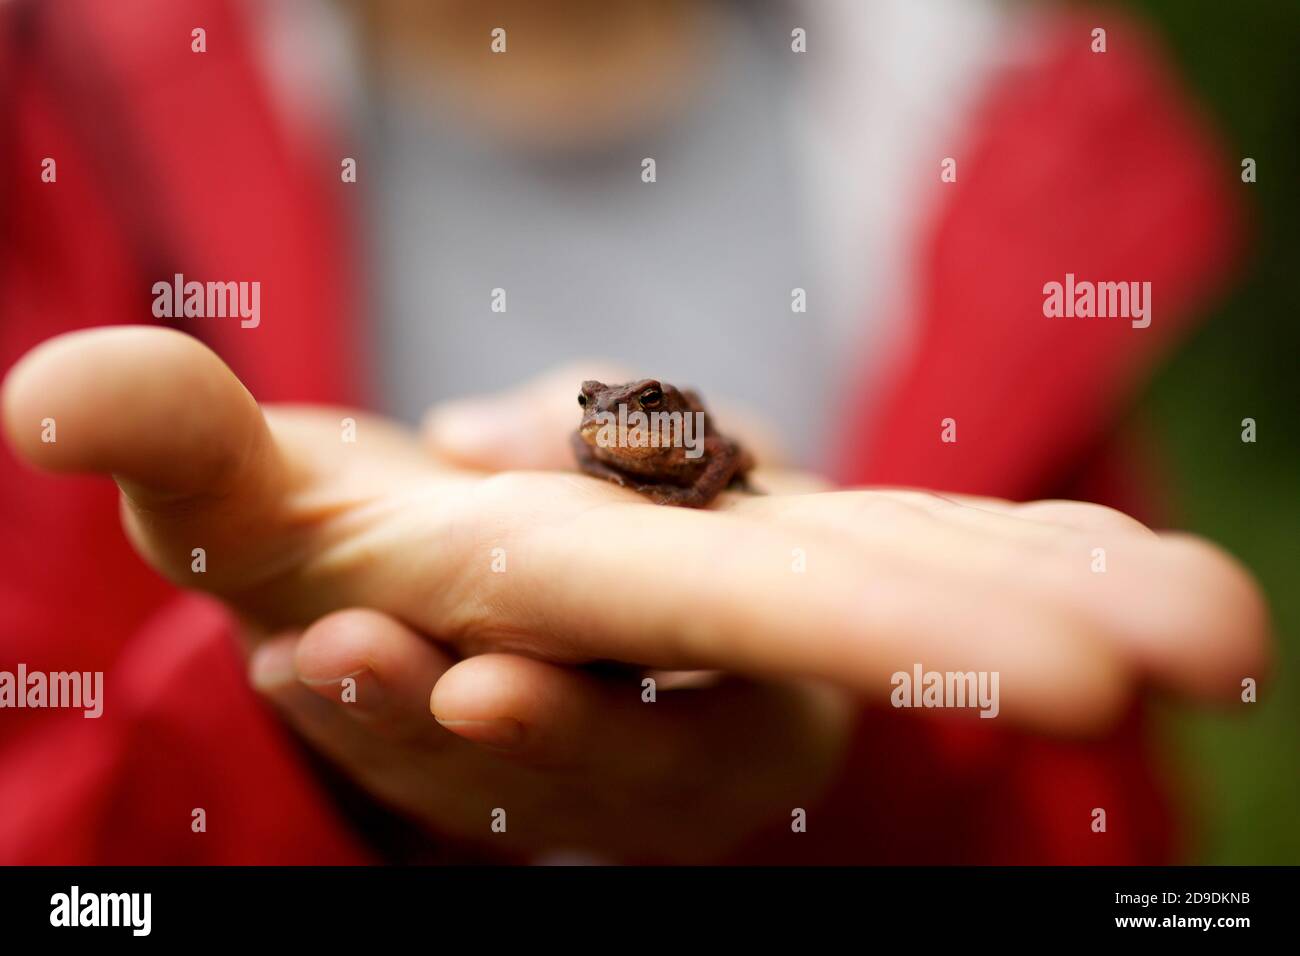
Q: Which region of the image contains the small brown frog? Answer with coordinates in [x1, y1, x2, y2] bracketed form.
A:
[572, 379, 754, 508]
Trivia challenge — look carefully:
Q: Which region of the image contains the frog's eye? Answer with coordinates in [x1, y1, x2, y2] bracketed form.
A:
[639, 387, 663, 408]
[578, 393, 588, 408]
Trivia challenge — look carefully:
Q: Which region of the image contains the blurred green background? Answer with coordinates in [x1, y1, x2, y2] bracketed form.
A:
[1086, 0, 1299, 863]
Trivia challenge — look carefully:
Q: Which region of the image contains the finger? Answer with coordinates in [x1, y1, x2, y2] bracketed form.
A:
[431, 653, 850, 784]
[736, 490, 1270, 700]
[1076, 532, 1272, 699]
[276, 463, 1261, 733]
[248, 632, 392, 774]
[436, 476, 1132, 733]
[2, 327, 288, 588]
[430, 653, 647, 768]
[249, 631, 490, 836]
[293, 609, 458, 744]
[747, 488, 1153, 542]
[2, 326, 280, 506]
[423, 361, 632, 471]
[1002, 499, 1158, 537]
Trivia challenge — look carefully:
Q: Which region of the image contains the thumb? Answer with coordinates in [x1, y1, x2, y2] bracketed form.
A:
[2, 326, 288, 588]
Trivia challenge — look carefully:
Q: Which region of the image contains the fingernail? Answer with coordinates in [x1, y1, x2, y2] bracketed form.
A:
[301, 667, 387, 719]
[435, 717, 525, 751]
[249, 639, 298, 693]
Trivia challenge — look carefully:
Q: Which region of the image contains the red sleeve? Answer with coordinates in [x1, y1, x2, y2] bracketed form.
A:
[0, 0, 372, 864]
[838, 10, 1243, 499]
[0, 593, 372, 864]
[794, 12, 1240, 863]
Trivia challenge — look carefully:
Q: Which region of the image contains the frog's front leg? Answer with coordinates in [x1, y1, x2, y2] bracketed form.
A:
[571, 433, 678, 500]
[571, 432, 739, 508]
[571, 432, 635, 487]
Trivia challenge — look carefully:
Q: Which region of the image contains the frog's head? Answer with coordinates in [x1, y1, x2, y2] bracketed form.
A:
[577, 379, 693, 461]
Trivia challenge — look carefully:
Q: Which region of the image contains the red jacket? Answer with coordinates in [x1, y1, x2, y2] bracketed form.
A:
[0, 1, 1238, 864]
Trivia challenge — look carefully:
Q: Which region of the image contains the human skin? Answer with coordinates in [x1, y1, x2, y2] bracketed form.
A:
[348, 0, 707, 149]
[1, 328, 1271, 860]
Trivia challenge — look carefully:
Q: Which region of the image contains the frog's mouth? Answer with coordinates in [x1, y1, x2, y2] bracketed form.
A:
[581, 420, 663, 459]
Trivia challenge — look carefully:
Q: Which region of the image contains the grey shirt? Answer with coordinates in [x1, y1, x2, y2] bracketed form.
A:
[363, 4, 838, 465]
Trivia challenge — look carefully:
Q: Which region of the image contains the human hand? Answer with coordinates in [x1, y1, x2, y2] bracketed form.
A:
[2, 328, 1270, 734]
[252, 362, 847, 861]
